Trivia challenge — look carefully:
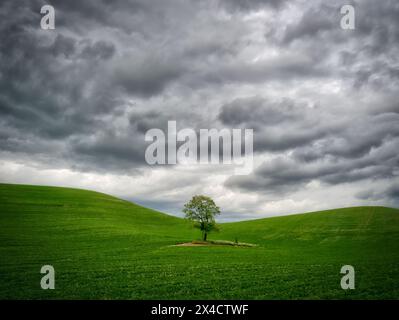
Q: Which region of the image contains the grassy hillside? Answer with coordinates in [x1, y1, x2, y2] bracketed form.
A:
[0, 183, 398, 299]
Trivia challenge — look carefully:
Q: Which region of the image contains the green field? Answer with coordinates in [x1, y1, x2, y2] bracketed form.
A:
[0, 183, 398, 299]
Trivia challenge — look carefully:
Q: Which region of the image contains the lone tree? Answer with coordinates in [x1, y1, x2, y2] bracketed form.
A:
[183, 195, 220, 241]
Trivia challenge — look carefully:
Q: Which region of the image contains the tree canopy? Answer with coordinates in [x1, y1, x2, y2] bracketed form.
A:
[183, 195, 220, 241]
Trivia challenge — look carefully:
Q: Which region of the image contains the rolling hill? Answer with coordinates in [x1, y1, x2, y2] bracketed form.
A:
[0, 183, 398, 299]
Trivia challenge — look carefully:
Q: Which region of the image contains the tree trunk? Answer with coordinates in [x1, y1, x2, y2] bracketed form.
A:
[203, 232, 207, 241]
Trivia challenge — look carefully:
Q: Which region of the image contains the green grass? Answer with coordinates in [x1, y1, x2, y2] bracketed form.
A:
[0, 183, 398, 299]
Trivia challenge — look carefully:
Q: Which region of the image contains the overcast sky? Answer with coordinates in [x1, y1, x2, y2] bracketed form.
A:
[0, 0, 398, 221]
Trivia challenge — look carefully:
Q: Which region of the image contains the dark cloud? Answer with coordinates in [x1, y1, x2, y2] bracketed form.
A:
[219, 96, 337, 152]
[224, 97, 399, 195]
[218, 0, 288, 12]
[386, 183, 399, 202]
[269, 0, 399, 90]
[0, 0, 193, 174]
[71, 134, 147, 173]
[0, 0, 398, 215]
[356, 182, 399, 207]
[292, 113, 399, 161]
[227, 133, 399, 193]
[200, 55, 330, 86]
[219, 97, 301, 127]
[79, 40, 115, 60]
[113, 55, 184, 97]
[281, 4, 339, 45]
[51, 34, 76, 58]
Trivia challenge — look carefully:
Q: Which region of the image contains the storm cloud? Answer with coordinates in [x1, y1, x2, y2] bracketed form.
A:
[0, 0, 398, 219]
